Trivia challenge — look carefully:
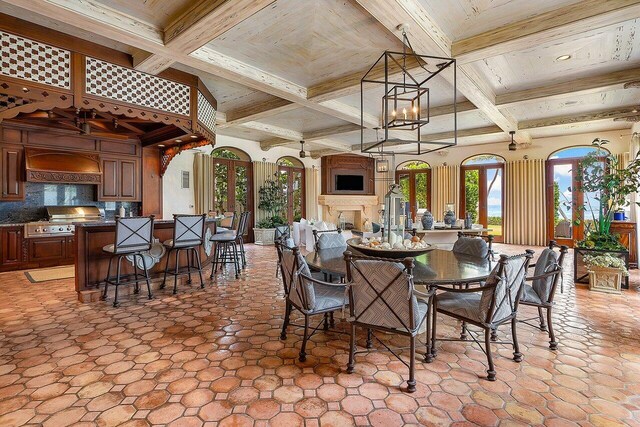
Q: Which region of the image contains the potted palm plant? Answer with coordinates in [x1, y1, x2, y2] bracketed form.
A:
[584, 254, 628, 294]
[254, 177, 287, 246]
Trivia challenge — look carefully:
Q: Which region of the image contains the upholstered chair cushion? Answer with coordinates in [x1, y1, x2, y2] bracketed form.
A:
[531, 248, 559, 302]
[281, 248, 316, 311]
[436, 292, 485, 323]
[317, 232, 347, 249]
[520, 285, 542, 304]
[453, 236, 489, 259]
[491, 256, 528, 323]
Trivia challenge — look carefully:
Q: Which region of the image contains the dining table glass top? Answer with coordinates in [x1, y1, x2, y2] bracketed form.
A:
[305, 247, 495, 285]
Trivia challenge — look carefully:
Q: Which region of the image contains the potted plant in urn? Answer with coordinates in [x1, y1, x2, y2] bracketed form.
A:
[584, 254, 629, 294]
[571, 138, 640, 288]
[254, 177, 287, 246]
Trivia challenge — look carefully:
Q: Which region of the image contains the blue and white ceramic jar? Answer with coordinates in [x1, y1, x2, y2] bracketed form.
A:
[421, 210, 434, 230]
[444, 209, 456, 227]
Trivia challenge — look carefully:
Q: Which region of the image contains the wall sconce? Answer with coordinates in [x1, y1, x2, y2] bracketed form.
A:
[376, 158, 389, 173]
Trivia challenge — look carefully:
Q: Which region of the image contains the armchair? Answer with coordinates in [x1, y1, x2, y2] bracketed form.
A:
[519, 240, 568, 350]
[430, 251, 533, 381]
[344, 251, 434, 393]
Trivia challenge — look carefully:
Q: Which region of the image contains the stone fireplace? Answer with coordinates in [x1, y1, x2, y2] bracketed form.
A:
[317, 194, 380, 229]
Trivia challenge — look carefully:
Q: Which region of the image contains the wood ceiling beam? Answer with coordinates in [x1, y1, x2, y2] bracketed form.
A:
[353, 0, 528, 143]
[307, 139, 353, 153]
[352, 125, 504, 151]
[240, 121, 304, 141]
[519, 106, 640, 130]
[496, 67, 640, 106]
[220, 98, 298, 127]
[453, 0, 640, 64]
[135, 0, 276, 74]
[303, 124, 362, 141]
[259, 124, 362, 150]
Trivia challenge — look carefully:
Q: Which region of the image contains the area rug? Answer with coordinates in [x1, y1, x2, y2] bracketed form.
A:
[25, 266, 75, 283]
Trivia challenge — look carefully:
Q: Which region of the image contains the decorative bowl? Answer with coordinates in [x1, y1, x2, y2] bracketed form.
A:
[346, 238, 434, 259]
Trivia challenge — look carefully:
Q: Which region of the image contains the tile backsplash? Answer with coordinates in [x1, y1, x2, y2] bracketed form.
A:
[0, 183, 140, 223]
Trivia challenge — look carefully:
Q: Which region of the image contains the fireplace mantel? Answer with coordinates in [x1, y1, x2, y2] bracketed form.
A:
[317, 194, 380, 228]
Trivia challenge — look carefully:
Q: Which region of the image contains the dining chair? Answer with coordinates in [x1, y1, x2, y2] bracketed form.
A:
[519, 240, 568, 350]
[102, 216, 155, 307]
[277, 242, 347, 362]
[430, 251, 533, 381]
[454, 232, 494, 261]
[274, 227, 292, 278]
[236, 211, 251, 268]
[312, 228, 345, 251]
[161, 214, 206, 294]
[344, 251, 434, 393]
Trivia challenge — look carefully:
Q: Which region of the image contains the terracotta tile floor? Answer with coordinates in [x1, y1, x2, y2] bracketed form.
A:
[0, 244, 639, 426]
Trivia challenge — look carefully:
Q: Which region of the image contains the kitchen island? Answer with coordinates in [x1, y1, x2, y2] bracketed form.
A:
[75, 219, 218, 302]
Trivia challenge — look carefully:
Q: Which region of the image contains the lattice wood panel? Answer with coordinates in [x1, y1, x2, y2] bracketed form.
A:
[197, 90, 216, 134]
[0, 31, 71, 89]
[85, 57, 190, 116]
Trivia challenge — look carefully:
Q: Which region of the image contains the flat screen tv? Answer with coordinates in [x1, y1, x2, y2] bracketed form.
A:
[335, 174, 364, 192]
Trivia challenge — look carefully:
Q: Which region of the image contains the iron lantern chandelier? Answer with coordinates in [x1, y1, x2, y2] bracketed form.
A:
[360, 25, 457, 155]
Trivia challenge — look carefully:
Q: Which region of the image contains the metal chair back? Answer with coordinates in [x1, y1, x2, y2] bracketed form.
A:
[279, 244, 315, 311]
[113, 216, 154, 254]
[534, 240, 568, 302]
[274, 224, 290, 241]
[345, 252, 422, 333]
[172, 214, 206, 247]
[220, 212, 235, 229]
[313, 228, 343, 250]
[487, 251, 533, 324]
[454, 232, 494, 260]
[235, 211, 250, 239]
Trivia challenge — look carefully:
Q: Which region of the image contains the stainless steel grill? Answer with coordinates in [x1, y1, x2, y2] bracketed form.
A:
[24, 205, 104, 238]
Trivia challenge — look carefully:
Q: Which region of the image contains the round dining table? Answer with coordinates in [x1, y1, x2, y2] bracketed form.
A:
[305, 247, 495, 285]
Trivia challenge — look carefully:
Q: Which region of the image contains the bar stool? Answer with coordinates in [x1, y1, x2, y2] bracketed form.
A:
[210, 211, 249, 279]
[236, 211, 251, 269]
[161, 214, 206, 294]
[102, 216, 155, 307]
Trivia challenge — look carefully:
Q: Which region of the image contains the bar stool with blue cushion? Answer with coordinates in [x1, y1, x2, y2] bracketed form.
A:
[278, 242, 348, 362]
[210, 211, 249, 279]
[102, 216, 155, 307]
[519, 240, 568, 349]
[161, 214, 206, 294]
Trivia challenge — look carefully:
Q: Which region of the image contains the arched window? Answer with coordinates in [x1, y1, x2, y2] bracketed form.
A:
[211, 147, 251, 161]
[277, 157, 305, 223]
[460, 154, 505, 241]
[547, 145, 609, 246]
[211, 147, 253, 239]
[395, 160, 431, 219]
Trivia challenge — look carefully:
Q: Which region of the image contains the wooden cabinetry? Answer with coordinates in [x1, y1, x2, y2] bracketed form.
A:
[1, 145, 25, 200]
[99, 156, 140, 201]
[610, 221, 637, 268]
[1, 226, 26, 269]
[141, 147, 163, 217]
[28, 237, 67, 262]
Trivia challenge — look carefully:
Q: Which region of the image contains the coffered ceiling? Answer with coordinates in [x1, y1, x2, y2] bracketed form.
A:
[0, 0, 638, 158]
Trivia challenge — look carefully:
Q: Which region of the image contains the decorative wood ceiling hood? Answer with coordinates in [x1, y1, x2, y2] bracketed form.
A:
[25, 148, 102, 184]
[0, 23, 218, 176]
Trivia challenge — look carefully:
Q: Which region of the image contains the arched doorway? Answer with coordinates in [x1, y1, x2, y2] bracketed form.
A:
[546, 146, 609, 247]
[211, 147, 253, 238]
[460, 154, 505, 242]
[277, 157, 305, 223]
[395, 160, 431, 221]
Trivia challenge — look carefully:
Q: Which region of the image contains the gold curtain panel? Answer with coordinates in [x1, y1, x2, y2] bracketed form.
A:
[504, 159, 546, 246]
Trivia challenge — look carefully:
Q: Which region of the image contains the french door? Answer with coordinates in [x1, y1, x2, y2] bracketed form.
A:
[546, 158, 601, 247]
[460, 164, 504, 242]
[278, 165, 305, 223]
[395, 168, 431, 221]
[213, 158, 253, 238]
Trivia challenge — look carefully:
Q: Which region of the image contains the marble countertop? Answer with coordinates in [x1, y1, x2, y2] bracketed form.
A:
[0, 222, 25, 227]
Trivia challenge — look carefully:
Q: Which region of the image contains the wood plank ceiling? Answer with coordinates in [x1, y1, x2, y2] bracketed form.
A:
[0, 0, 638, 157]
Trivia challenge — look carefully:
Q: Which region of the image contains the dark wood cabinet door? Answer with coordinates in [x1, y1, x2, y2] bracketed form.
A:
[1, 146, 25, 201]
[1, 227, 25, 266]
[100, 158, 119, 199]
[28, 237, 66, 261]
[66, 236, 76, 261]
[120, 159, 137, 200]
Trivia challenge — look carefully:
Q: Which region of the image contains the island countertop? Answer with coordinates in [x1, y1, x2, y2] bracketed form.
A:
[74, 220, 218, 302]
